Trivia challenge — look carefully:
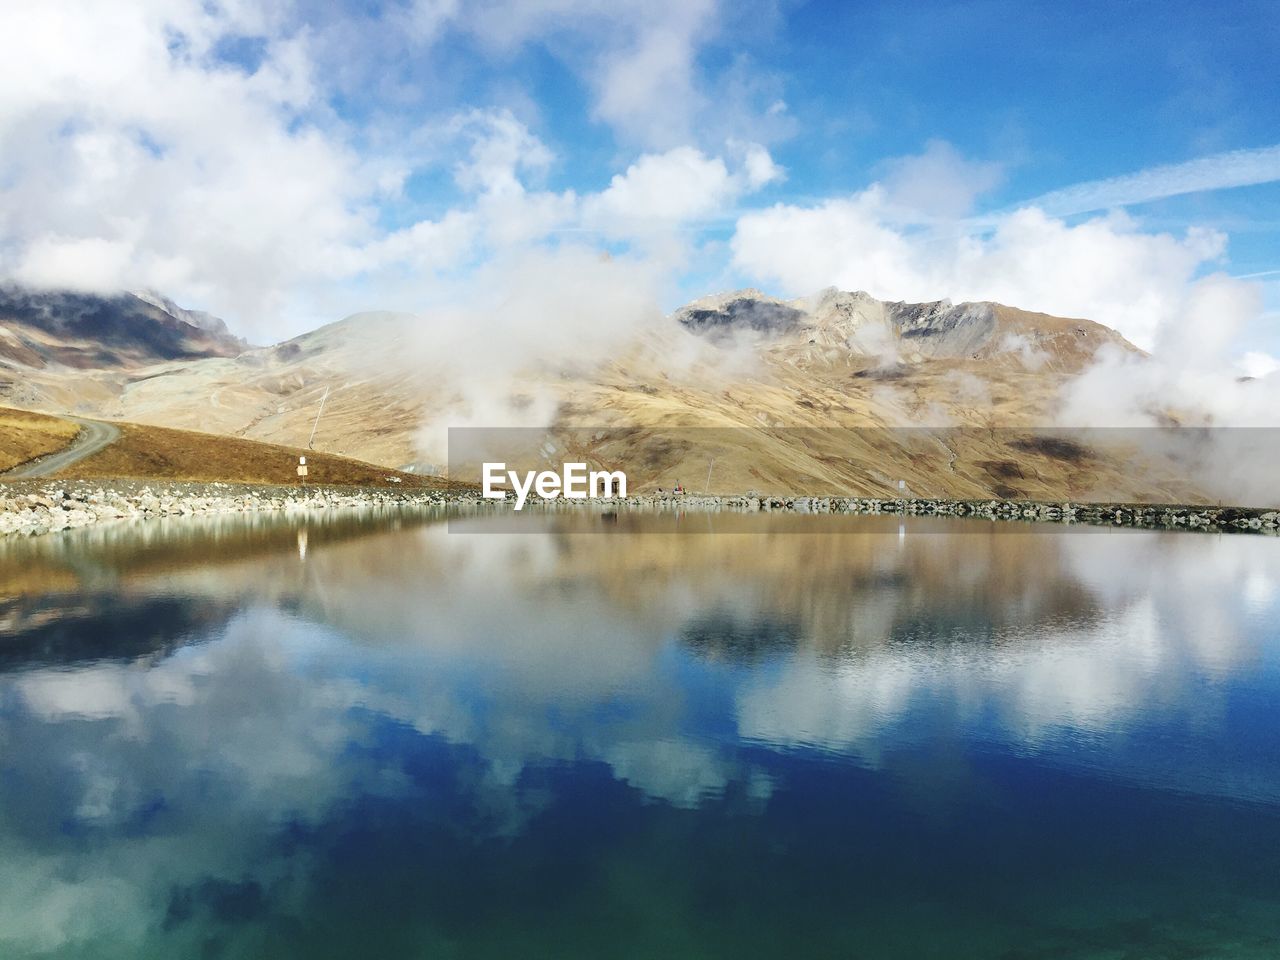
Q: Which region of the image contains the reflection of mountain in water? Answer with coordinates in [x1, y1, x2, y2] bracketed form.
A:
[1, 511, 1275, 797]
[0, 510, 1277, 957]
[0, 504, 451, 598]
[0, 594, 236, 671]
[680, 613, 802, 664]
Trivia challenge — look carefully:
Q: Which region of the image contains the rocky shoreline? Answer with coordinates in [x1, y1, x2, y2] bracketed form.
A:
[0, 479, 483, 537]
[615, 494, 1280, 534]
[1, 479, 1277, 537]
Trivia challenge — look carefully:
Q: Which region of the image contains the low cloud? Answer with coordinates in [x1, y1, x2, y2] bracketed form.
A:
[732, 194, 1226, 352]
[409, 245, 669, 460]
[1240, 351, 1280, 379]
[730, 141, 1280, 475]
[1055, 275, 1275, 427]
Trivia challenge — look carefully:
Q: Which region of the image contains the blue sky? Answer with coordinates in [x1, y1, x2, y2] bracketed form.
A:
[333, 0, 1280, 268]
[1, 0, 1278, 364]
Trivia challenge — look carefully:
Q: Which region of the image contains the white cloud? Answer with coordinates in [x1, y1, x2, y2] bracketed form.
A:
[1240, 351, 1280, 379]
[587, 0, 719, 147]
[730, 162, 1280, 439]
[733, 188, 916, 298]
[1017, 143, 1280, 217]
[0, 2, 773, 339]
[402, 0, 462, 41]
[0, 1, 379, 335]
[357, 209, 479, 275]
[731, 188, 1229, 351]
[582, 145, 773, 233]
[1153, 272, 1263, 364]
[1051, 273, 1280, 500]
[444, 0, 723, 148]
[13, 236, 137, 292]
[880, 139, 1003, 219]
[450, 108, 554, 197]
[738, 141, 786, 190]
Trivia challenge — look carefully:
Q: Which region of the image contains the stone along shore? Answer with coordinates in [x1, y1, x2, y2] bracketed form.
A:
[618, 493, 1280, 534]
[1, 480, 1277, 536]
[0, 480, 480, 536]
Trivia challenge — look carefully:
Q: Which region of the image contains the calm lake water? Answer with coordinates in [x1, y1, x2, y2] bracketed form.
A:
[1, 508, 1279, 958]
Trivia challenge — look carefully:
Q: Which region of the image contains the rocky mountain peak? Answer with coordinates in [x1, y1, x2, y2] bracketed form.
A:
[129, 289, 245, 343]
[672, 287, 1137, 371]
[0, 286, 245, 370]
[675, 289, 805, 337]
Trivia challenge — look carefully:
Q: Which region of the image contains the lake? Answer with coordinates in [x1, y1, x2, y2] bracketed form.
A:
[1, 508, 1278, 958]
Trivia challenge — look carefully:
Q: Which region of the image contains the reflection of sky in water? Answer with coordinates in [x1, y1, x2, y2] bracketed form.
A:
[1, 513, 1279, 957]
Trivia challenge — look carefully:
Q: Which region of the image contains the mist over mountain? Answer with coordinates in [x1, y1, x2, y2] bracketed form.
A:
[6, 279, 1279, 503]
[675, 287, 1137, 371]
[1, 280, 1231, 501]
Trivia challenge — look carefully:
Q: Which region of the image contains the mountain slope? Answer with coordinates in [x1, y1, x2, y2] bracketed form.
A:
[520, 293, 1182, 502]
[676, 287, 1137, 371]
[0, 286, 245, 373]
[0, 405, 449, 488]
[0, 286, 1207, 501]
[0, 408, 81, 472]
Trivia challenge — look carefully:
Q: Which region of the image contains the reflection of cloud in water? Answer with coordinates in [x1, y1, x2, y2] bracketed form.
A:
[1059, 532, 1274, 678]
[0, 515, 1278, 952]
[0, 610, 412, 954]
[735, 533, 1280, 799]
[1245, 570, 1276, 611]
[737, 651, 918, 763]
[737, 599, 1164, 757]
[0, 605, 753, 952]
[603, 739, 756, 809]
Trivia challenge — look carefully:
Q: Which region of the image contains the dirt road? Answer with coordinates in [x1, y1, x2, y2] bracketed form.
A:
[3, 417, 121, 478]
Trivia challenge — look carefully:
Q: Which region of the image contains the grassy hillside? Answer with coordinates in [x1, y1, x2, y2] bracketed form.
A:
[54, 421, 462, 487]
[0, 407, 80, 472]
[0, 290, 1235, 503]
[1, 408, 465, 488]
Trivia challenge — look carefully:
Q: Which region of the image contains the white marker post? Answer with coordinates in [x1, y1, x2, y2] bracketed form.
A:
[298, 455, 308, 484]
[898, 480, 906, 544]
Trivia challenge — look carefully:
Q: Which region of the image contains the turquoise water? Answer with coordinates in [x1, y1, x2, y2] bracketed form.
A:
[1, 510, 1279, 957]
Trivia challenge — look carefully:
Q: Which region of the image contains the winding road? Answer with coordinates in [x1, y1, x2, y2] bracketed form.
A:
[4, 417, 122, 478]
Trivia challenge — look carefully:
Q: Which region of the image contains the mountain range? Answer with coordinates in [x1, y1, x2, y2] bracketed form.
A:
[0, 283, 1212, 501]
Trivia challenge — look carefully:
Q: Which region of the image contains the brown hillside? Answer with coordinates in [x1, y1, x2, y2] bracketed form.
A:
[52, 421, 455, 487]
[0, 407, 81, 472]
[0, 287, 1210, 502]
